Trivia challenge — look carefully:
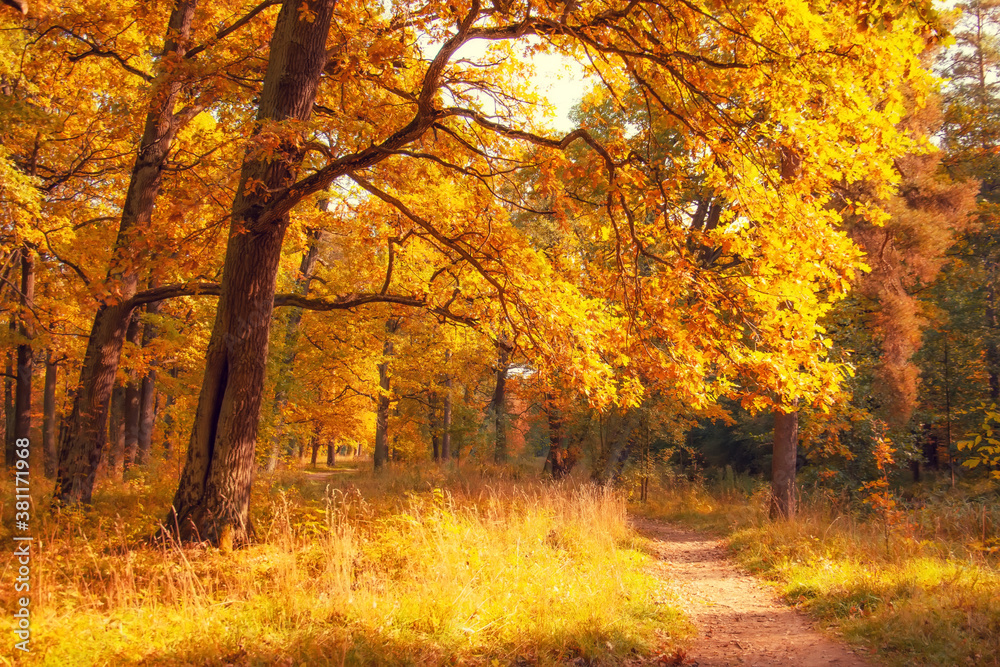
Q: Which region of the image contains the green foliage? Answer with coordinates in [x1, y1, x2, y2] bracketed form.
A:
[958, 403, 1000, 478]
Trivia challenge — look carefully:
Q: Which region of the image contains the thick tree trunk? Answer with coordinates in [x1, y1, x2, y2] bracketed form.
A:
[373, 320, 399, 470]
[265, 229, 324, 472]
[55, 0, 199, 504]
[310, 436, 319, 466]
[122, 316, 143, 470]
[42, 353, 57, 479]
[14, 248, 35, 448]
[136, 300, 162, 465]
[167, 0, 336, 546]
[770, 410, 798, 520]
[441, 350, 452, 460]
[326, 441, 335, 466]
[490, 342, 510, 464]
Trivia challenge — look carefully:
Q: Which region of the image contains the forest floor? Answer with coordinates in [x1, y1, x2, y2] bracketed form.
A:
[633, 516, 871, 667]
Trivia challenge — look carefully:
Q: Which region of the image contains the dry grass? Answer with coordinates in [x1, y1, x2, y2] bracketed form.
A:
[636, 469, 1000, 666]
[0, 460, 689, 666]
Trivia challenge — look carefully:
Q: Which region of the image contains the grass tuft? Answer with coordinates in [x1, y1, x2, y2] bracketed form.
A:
[637, 470, 1000, 667]
[1, 461, 690, 665]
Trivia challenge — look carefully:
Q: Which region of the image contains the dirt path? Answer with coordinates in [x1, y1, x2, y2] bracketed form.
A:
[632, 517, 872, 667]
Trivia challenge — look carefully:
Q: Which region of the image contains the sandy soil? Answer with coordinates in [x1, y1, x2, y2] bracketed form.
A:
[632, 516, 872, 667]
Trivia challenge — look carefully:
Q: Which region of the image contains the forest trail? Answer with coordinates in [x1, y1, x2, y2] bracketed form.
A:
[632, 517, 871, 667]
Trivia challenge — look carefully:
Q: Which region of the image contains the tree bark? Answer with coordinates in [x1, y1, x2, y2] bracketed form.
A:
[265, 229, 324, 472]
[441, 349, 452, 460]
[55, 0, 199, 504]
[373, 319, 400, 470]
[326, 440, 335, 466]
[14, 248, 35, 449]
[122, 316, 143, 470]
[161, 366, 178, 456]
[770, 410, 798, 520]
[986, 279, 1000, 403]
[429, 390, 440, 461]
[545, 394, 571, 479]
[310, 436, 319, 466]
[490, 341, 510, 464]
[4, 317, 14, 465]
[107, 384, 127, 479]
[136, 300, 162, 465]
[42, 353, 57, 479]
[166, 0, 336, 546]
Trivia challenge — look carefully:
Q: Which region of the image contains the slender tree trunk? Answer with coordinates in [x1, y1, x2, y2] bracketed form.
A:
[429, 390, 440, 461]
[266, 229, 324, 472]
[986, 279, 1000, 403]
[122, 316, 142, 470]
[42, 353, 57, 479]
[107, 384, 126, 479]
[14, 248, 35, 448]
[441, 350, 452, 460]
[770, 410, 798, 519]
[4, 317, 14, 464]
[545, 394, 570, 479]
[373, 320, 399, 470]
[326, 441, 335, 466]
[490, 341, 510, 464]
[136, 300, 162, 464]
[161, 366, 178, 456]
[167, 0, 336, 546]
[310, 436, 319, 466]
[55, 0, 199, 504]
[945, 336, 954, 486]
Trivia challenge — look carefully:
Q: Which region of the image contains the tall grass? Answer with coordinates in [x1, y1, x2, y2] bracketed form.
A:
[1, 462, 689, 665]
[637, 468, 1000, 667]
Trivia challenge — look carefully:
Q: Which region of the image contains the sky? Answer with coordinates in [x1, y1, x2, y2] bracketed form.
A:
[450, 37, 591, 135]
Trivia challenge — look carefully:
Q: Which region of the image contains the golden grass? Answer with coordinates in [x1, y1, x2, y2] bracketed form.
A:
[637, 471, 1000, 667]
[1, 460, 690, 665]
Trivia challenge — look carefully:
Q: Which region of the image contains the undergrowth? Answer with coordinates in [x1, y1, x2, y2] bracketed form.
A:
[0, 460, 690, 665]
[636, 467, 1000, 667]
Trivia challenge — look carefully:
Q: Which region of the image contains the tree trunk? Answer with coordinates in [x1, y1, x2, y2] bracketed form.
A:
[266, 229, 324, 472]
[310, 436, 319, 466]
[429, 390, 440, 461]
[136, 300, 162, 465]
[490, 341, 510, 464]
[546, 394, 570, 479]
[441, 350, 452, 460]
[166, 0, 336, 546]
[4, 317, 14, 465]
[14, 248, 35, 449]
[986, 279, 1000, 403]
[42, 353, 57, 479]
[373, 319, 399, 470]
[326, 441, 335, 466]
[770, 410, 798, 520]
[55, 0, 199, 504]
[107, 384, 126, 479]
[161, 366, 178, 456]
[122, 316, 143, 470]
